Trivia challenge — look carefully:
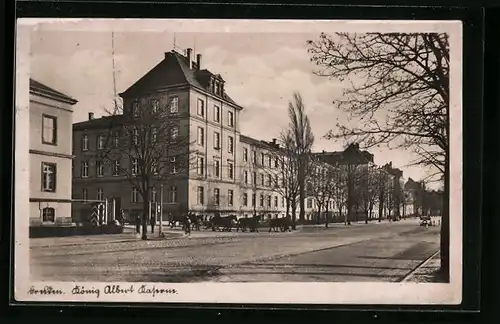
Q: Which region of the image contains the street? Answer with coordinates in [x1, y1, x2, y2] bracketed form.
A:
[30, 219, 440, 283]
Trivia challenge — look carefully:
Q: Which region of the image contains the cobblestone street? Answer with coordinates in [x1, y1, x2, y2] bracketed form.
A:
[30, 219, 441, 282]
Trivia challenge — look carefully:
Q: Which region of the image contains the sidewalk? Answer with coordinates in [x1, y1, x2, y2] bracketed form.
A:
[405, 252, 444, 283]
[30, 226, 184, 248]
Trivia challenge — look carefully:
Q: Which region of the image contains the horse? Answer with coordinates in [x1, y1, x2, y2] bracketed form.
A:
[237, 215, 261, 233]
[269, 215, 292, 233]
[211, 215, 237, 232]
[187, 213, 203, 231]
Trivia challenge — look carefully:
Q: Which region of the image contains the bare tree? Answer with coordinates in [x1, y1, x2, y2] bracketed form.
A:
[267, 130, 301, 229]
[357, 165, 378, 224]
[307, 32, 450, 280]
[287, 92, 315, 224]
[97, 98, 194, 240]
[307, 157, 330, 225]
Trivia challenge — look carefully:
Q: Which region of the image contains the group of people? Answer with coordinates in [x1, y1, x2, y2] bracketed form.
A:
[134, 214, 158, 234]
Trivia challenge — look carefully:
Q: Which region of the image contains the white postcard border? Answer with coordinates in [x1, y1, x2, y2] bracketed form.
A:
[14, 19, 463, 305]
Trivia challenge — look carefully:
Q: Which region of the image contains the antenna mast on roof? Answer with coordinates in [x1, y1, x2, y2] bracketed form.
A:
[111, 31, 119, 114]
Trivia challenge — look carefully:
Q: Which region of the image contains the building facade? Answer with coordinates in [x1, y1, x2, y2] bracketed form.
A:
[29, 79, 78, 226]
[72, 49, 287, 222]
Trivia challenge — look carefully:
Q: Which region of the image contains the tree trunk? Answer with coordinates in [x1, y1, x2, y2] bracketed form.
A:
[365, 209, 369, 224]
[316, 205, 322, 225]
[325, 204, 329, 228]
[378, 193, 384, 222]
[291, 204, 297, 230]
[440, 153, 450, 282]
[141, 199, 149, 240]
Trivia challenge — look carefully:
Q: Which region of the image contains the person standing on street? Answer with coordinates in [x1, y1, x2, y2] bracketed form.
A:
[150, 213, 156, 234]
[135, 215, 141, 234]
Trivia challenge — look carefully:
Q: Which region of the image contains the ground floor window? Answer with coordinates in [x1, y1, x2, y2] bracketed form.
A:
[42, 207, 55, 222]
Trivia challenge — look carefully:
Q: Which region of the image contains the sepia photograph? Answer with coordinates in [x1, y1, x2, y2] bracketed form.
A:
[14, 19, 462, 305]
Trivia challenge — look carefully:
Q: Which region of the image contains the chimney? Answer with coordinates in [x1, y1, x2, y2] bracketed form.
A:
[272, 138, 277, 145]
[196, 54, 202, 71]
[164, 52, 169, 59]
[88, 112, 94, 120]
[186, 48, 193, 69]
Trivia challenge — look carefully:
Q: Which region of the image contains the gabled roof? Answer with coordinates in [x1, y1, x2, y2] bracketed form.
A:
[313, 143, 374, 166]
[119, 50, 240, 108]
[30, 78, 78, 105]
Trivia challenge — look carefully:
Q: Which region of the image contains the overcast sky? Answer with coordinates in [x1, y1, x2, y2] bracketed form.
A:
[26, 19, 447, 186]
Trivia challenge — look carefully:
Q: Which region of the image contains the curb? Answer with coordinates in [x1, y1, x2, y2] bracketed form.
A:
[399, 250, 440, 282]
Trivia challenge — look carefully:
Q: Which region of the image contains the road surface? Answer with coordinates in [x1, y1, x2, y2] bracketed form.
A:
[29, 219, 440, 282]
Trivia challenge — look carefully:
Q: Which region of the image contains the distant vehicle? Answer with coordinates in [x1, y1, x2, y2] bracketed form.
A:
[419, 216, 435, 226]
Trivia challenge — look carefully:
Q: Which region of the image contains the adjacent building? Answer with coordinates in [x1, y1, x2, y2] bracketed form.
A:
[29, 79, 78, 226]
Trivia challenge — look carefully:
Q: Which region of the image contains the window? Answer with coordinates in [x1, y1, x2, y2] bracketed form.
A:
[252, 150, 257, 164]
[170, 96, 179, 113]
[267, 174, 272, 187]
[151, 187, 157, 203]
[243, 148, 248, 162]
[261, 153, 265, 165]
[260, 194, 264, 207]
[252, 193, 256, 207]
[228, 111, 234, 127]
[243, 193, 248, 206]
[42, 207, 55, 222]
[170, 186, 177, 203]
[171, 126, 179, 141]
[228, 136, 234, 154]
[214, 132, 220, 149]
[197, 156, 204, 175]
[197, 186, 204, 204]
[81, 161, 89, 178]
[151, 127, 158, 143]
[113, 160, 120, 176]
[41, 162, 56, 192]
[131, 158, 138, 176]
[132, 101, 140, 117]
[151, 99, 160, 113]
[42, 115, 57, 144]
[228, 162, 234, 179]
[275, 158, 279, 168]
[260, 173, 265, 186]
[213, 188, 220, 205]
[275, 175, 279, 188]
[268, 156, 272, 167]
[274, 196, 278, 207]
[252, 172, 257, 185]
[214, 105, 220, 122]
[82, 135, 89, 151]
[113, 132, 119, 148]
[132, 129, 139, 145]
[244, 171, 248, 184]
[131, 188, 139, 203]
[96, 160, 104, 177]
[282, 197, 285, 207]
[267, 196, 272, 207]
[82, 188, 88, 202]
[307, 198, 313, 208]
[97, 188, 104, 201]
[197, 99, 205, 117]
[197, 127, 205, 146]
[228, 190, 234, 206]
[152, 162, 158, 175]
[214, 160, 220, 177]
[170, 156, 177, 174]
[97, 134, 105, 150]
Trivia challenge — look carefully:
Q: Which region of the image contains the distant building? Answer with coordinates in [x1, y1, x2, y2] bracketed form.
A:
[29, 79, 78, 226]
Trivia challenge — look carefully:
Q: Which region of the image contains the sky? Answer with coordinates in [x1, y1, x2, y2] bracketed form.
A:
[25, 19, 446, 187]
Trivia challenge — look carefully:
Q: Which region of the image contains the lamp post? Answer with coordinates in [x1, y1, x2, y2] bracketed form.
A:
[159, 184, 164, 238]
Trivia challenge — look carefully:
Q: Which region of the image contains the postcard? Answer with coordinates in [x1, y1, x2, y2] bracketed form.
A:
[15, 18, 462, 305]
